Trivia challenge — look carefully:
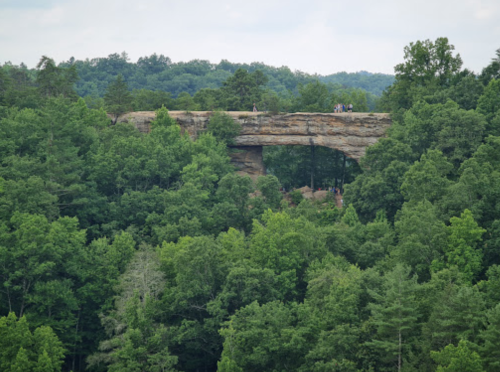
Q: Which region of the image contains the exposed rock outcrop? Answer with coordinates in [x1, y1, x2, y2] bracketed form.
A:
[229, 146, 266, 181]
[116, 111, 391, 176]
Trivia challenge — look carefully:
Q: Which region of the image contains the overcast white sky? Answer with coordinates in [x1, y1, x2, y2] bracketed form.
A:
[1, 0, 499, 75]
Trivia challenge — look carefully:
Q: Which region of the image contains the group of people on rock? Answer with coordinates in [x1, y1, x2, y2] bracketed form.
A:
[330, 187, 342, 194]
[334, 103, 353, 113]
[254, 102, 352, 113]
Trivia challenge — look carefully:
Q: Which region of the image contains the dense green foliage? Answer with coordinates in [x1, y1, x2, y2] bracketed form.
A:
[55, 53, 393, 98]
[2, 54, 390, 113]
[1, 38, 500, 372]
[264, 145, 362, 190]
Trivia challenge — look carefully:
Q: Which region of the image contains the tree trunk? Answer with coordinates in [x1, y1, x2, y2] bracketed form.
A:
[310, 144, 315, 190]
[72, 309, 81, 372]
[341, 153, 346, 193]
[398, 328, 402, 372]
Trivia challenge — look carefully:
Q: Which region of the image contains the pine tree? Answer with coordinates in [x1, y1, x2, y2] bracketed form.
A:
[367, 264, 420, 372]
[425, 285, 485, 350]
[104, 74, 133, 124]
[479, 303, 500, 372]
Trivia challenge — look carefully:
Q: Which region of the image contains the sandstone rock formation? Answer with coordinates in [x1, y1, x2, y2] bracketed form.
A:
[229, 146, 266, 181]
[116, 111, 391, 177]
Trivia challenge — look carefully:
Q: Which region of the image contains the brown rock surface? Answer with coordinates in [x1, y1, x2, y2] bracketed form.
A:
[229, 146, 266, 182]
[116, 111, 391, 162]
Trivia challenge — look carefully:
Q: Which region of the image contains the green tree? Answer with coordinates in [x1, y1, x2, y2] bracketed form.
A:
[0, 213, 85, 320]
[344, 138, 413, 223]
[383, 37, 462, 111]
[210, 262, 282, 319]
[295, 81, 330, 112]
[393, 201, 447, 280]
[132, 89, 173, 111]
[88, 248, 179, 372]
[218, 301, 310, 372]
[401, 150, 453, 204]
[150, 105, 178, 128]
[431, 340, 484, 372]
[479, 48, 500, 86]
[34, 350, 54, 372]
[393, 100, 485, 166]
[158, 235, 231, 371]
[480, 265, 500, 307]
[11, 347, 31, 372]
[207, 111, 241, 145]
[221, 69, 268, 111]
[255, 175, 282, 210]
[249, 210, 326, 301]
[0, 313, 65, 372]
[477, 79, 500, 135]
[0, 67, 13, 106]
[439, 209, 485, 283]
[479, 303, 500, 371]
[193, 88, 225, 111]
[104, 74, 133, 124]
[299, 255, 365, 370]
[175, 91, 198, 111]
[36, 56, 78, 99]
[434, 72, 484, 110]
[425, 284, 485, 350]
[214, 173, 254, 231]
[367, 264, 420, 372]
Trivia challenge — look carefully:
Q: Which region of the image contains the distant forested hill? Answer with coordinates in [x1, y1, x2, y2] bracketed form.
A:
[57, 53, 393, 98]
[319, 71, 395, 96]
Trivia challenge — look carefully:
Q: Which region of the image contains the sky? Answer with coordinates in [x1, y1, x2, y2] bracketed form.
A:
[1, 0, 499, 75]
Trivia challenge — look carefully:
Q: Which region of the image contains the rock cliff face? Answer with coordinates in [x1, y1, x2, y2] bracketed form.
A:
[116, 111, 391, 176]
[229, 146, 266, 181]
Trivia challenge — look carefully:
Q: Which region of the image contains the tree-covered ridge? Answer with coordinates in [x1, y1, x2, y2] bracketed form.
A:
[53, 53, 394, 98]
[2, 52, 392, 113]
[1, 58, 380, 113]
[0, 37, 500, 372]
[320, 70, 395, 96]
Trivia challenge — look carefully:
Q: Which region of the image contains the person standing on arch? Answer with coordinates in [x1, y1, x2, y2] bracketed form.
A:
[253, 103, 258, 112]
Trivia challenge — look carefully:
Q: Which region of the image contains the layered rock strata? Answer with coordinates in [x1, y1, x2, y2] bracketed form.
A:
[117, 111, 391, 176]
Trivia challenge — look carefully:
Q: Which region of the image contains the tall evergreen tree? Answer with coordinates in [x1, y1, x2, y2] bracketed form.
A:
[479, 303, 500, 372]
[367, 264, 420, 372]
[104, 74, 133, 124]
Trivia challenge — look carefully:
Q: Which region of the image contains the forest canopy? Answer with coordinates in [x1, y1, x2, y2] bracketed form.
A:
[1, 38, 500, 372]
[1, 53, 392, 113]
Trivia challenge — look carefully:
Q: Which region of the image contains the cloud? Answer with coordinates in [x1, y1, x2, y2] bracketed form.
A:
[1, 0, 499, 75]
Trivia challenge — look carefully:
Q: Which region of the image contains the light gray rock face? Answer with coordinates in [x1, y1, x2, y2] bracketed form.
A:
[116, 111, 391, 176]
[229, 146, 266, 181]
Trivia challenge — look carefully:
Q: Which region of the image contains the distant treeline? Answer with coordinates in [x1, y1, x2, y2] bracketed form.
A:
[1, 53, 394, 113]
[57, 52, 394, 97]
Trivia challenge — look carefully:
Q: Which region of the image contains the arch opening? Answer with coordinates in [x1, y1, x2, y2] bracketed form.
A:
[263, 145, 361, 192]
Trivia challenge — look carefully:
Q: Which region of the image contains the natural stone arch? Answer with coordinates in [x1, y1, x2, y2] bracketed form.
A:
[117, 111, 391, 178]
